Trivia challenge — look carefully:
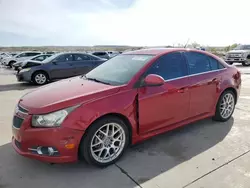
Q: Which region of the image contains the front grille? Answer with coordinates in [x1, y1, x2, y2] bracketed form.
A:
[15, 139, 22, 150]
[13, 116, 24, 129]
[228, 53, 242, 58]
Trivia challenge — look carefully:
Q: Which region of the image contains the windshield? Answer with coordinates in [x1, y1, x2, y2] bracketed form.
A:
[42, 53, 60, 63]
[85, 54, 154, 85]
[234, 45, 250, 50]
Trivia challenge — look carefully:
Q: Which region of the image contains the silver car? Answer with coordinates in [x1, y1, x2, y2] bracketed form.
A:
[3, 51, 42, 67]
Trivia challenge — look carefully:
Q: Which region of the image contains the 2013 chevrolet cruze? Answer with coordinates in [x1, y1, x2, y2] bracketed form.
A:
[12, 48, 241, 167]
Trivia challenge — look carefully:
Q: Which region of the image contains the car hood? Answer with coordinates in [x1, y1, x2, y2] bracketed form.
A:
[227, 50, 250, 53]
[19, 77, 121, 114]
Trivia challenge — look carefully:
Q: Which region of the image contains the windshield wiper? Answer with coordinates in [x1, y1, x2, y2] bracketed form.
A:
[83, 75, 111, 85]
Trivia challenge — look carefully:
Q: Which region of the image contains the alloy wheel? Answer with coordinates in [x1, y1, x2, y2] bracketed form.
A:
[220, 93, 235, 119]
[90, 123, 126, 164]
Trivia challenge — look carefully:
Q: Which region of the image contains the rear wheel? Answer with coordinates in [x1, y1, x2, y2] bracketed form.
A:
[32, 71, 49, 85]
[213, 90, 236, 122]
[80, 116, 129, 167]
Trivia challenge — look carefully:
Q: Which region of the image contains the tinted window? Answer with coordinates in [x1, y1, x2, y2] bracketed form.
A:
[93, 52, 107, 56]
[26, 53, 41, 56]
[16, 53, 27, 58]
[208, 56, 224, 70]
[185, 52, 211, 75]
[32, 55, 50, 61]
[74, 54, 91, 61]
[55, 54, 73, 62]
[145, 52, 188, 80]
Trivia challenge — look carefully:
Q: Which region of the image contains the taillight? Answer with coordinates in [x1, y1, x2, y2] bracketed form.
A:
[233, 70, 241, 80]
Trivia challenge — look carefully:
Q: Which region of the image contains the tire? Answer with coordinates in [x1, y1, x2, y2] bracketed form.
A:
[213, 90, 236, 122]
[80, 116, 129, 167]
[32, 71, 49, 85]
[9, 61, 15, 68]
[242, 57, 250, 66]
[226, 61, 233, 65]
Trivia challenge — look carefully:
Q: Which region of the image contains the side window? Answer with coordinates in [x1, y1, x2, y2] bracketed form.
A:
[26, 53, 39, 56]
[185, 52, 210, 75]
[55, 54, 73, 62]
[145, 52, 188, 80]
[34, 55, 45, 61]
[208, 56, 224, 70]
[17, 53, 27, 58]
[74, 54, 91, 61]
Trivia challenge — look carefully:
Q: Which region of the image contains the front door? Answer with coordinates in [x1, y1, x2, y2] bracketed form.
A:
[49, 54, 75, 79]
[138, 52, 190, 134]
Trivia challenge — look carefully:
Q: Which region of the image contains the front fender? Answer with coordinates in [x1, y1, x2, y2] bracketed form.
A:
[62, 89, 138, 137]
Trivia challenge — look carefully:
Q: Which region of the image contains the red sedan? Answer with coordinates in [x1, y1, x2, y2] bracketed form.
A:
[12, 48, 241, 167]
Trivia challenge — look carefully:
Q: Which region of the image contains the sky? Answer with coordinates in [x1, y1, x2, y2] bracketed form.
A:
[0, 0, 250, 46]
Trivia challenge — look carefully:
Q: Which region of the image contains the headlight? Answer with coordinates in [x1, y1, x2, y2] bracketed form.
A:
[19, 68, 31, 73]
[32, 105, 79, 127]
[242, 53, 248, 57]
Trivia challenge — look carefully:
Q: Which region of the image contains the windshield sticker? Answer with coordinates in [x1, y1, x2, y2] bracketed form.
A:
[132, 56, 149, 61]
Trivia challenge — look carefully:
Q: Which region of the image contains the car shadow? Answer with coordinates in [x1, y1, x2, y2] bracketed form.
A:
[0, 118, 234, 188]
[0, 83, 39, 92]
[116, 117, 234, 185]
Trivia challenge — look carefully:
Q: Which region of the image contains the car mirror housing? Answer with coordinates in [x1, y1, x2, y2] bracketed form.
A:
[143, 74, 165, 87]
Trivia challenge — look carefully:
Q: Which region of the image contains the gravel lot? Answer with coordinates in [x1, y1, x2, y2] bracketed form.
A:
[1, 65, 250, 188]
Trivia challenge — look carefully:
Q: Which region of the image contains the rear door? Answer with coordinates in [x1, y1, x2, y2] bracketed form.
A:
[49, 54, 75, 79]
[72, 54, 99, 75]
[184, 51, 225, 118]
[138, 52, 190, 134]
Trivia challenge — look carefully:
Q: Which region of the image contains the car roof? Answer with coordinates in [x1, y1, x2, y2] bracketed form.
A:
[123, 48, 206, 55]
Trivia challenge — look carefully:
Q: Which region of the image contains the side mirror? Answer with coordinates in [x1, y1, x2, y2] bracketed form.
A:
[52, 60, 57, 65]
[143, 74, 165, 87]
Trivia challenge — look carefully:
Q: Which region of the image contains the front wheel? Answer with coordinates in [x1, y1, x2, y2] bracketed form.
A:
[242, 60, 250, 66]
[9, 61, 15, 68]
[80, 116, 129, 167]
[213, 90, 236, 122]
[32, 71, 49, 85]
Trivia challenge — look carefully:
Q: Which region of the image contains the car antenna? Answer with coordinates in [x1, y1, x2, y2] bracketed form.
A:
[184, 38, 190, 48]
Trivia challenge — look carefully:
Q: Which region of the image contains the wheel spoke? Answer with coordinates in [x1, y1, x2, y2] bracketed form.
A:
[95, 135, 103, 142]
[98, 148, 104, 157]
[92, 140, 102, 147]
[106, 124, 110, 136]
[99, 129, 107, 136]
[104, 149, 110, 159]
[93, 147, 103, 153]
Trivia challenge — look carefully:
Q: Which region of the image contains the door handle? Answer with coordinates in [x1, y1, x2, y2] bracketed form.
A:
[177, 87, 188, 93]
[208, 78, 218, 85]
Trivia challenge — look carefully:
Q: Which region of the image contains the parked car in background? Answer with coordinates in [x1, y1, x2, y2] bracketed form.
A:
[0, 52, 11, 63]
[92, 51, 110, 60]
[16, 52, 106, 85]
[13, 54, 52, 70]
[225, 44, 250, 66]
[107, 51, 120, 58]
[12, 48, 241, 167]
[2, 51, 42, 68]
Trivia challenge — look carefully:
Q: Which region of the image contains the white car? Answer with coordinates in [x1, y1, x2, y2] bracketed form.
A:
[225, 44, 250, 66]
[3, 51, 42, 67]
